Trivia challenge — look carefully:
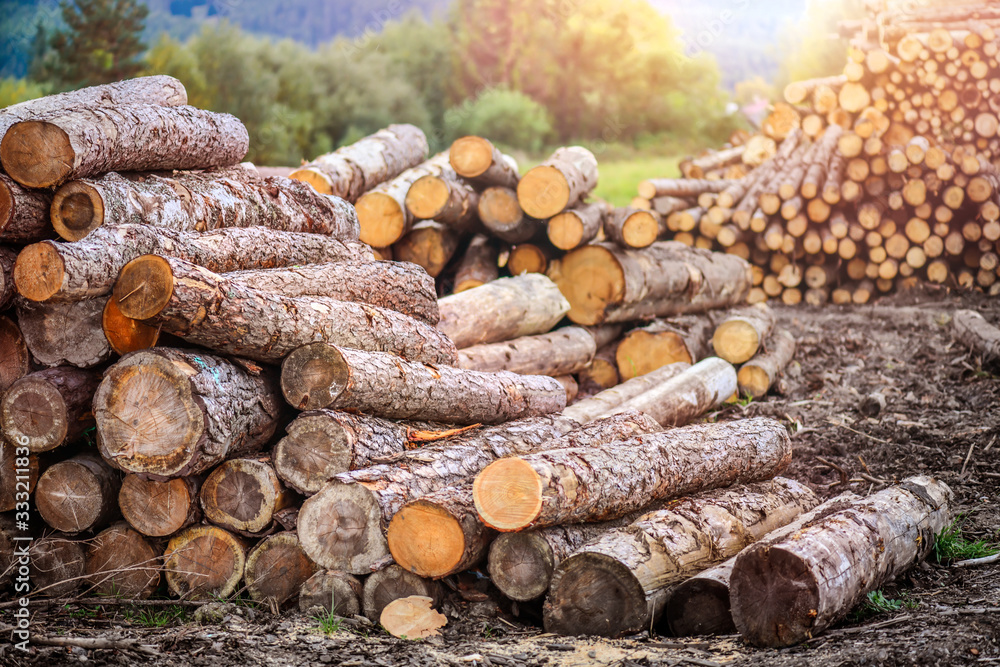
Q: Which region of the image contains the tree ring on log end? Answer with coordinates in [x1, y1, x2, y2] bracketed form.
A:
[544, 552, 648, 637]
[406, 175, 450, 219]
[518, 165, 570, 219]
[622, 211, 659, 248]
[730, 545, 820, 647]
[35, 461, 102, 532]
[548, 211, 584, 250]
[450, 136, 493, 178]
[13, 243, 66, 302]
[115, 254, 175, 321]
[103, 295, 160, 356]
[554, 245, 625, 325]
[473, 457, 543, 531]
[164, 525, 244, 600]
[119, 475, 194, 537]
[280, 343, 350, 410]
[51, 181, 103, 241]
[387, 500, 465, 578]
[662, 577, 735, 636]
[288, 167, 334, 195]
[274, 414, 356, 495]
[1, 375, 69, 452]
[201, 459, 276, 534]
[488, 532, 555, 601]
[713, 320, 761, 364]
[0, 121, 75, 188]
[298, 481, 388, 574]
[356, 191, 407, 248]
[737, 365, 771, 399]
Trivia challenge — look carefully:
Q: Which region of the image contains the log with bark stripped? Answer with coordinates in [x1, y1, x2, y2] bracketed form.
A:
[738, 329, 797, 398]
[16, 297, 113, 368]
[449, 136, 519, 189]
[84, 523, 160, 599]
[1, 173, 53, 243]
[614, 314, 713, 381]
[245, 532, 318, 606]
[456, 327, 596, 377]
[118, 475, 200, 537]
[0, 366, 100, 452]
[355, 153, 450, 247]
[200, 458, 294, 535]
[164, 525, 246, 600]
[562, 361, 690, 424]
[453, 234, 499, 292]
[517, 147, 598, 219]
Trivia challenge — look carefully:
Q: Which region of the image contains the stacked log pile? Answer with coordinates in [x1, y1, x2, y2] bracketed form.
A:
[0, 76, 950, 646]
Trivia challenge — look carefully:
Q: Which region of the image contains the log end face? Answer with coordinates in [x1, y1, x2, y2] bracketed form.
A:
[473, 458, 543, 531]
[288, 168, 334, 195]
[51, 182, 103, 241]
[357, 191, 407, 248]
[487, 531, 554, 601]
[556, 245, 623, 326]
[544, 552, 648, 638]
[13, 243, 65, 302]
[405, 175, 449, 220]
[115, 254, 175, 321]
[730, 545, 819, 648]
[636, 180, 656, 200]
[616, 331, 691, 381]
[165, 525, 245, 600]
[85, 525, 160, 599]
[201, 459, 277, 534]
[712, 320, 760, 365]
[737, 365, 771, 400]
[518, 165, 570, 219]
[449, 136, 493, 178]
[508, 244, 548, 276]
[298, 481, 388, 575]
[622, 211, 659, 248]
[0, 375, 69, 453]
[662, 579, 735, 636]
[103, 295, 160, 356]
[0, 120, 74, 188]
[274, 416, 354, 495]
[118, 475, 193, 537]
[387, 501, 465, 579]
[35, 462, 102, 533]
[280, 343, 350, 411]
[478, 187, 523, 229]
[547, 211, 584, 250]
[245, 533, 317, 606]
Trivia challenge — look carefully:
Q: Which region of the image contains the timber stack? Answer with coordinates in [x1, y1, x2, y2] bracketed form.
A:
[0, 73, 950, 647]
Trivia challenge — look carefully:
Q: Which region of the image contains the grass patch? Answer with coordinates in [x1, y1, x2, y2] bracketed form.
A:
[934, 516, 1000, 564]
[123, 606, 190, 627]
[314, 609, 345, 635]
[849, 590, 917, 622]
[592, 156, 682, 207]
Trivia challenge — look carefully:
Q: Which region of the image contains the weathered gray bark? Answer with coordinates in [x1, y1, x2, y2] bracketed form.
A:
[0, 366, 100, 452]
[456, 327, 597, 377]
[637, 178, 737, 200]
[562, 361, 691, 424]
[0, 173, 53, 243]
[16, 296, 112, 368]
[953, 309, 1000, 362]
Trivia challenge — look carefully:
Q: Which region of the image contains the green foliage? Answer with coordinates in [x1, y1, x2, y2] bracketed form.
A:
[443, 88, 552, 152]
[849, 590, 917, 622]
[313, 609, 344, 635]
[590, 155, 681, 206]
[0, 78, 50, 108]
[933, 517, 1000, 564]
[122, 606, 189, 628]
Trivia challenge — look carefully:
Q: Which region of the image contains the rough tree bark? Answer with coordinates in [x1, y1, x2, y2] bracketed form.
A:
[453, 234, 499, 293]
[35, 451, 121, 534]
[118, 474, 201, 538]
[730, 476, 953, 647]
[200, 458, 294, 535]
[244, 532, 318, 607]
[738, 329, 797, 398]
[113, 255, 457, 365]
[362, 565, 443, 623]
[163, 525, 246, 600]
[614, 314, 713, 381]
[473, 416, 791, 532]
[543, 478, 819, 637]
[1, 104, 249, 188]
[456, 327, 597, 377]
[50, 166, 359, 242]
[953, 309, 1000, 362]
[355, 153, 450, 248]
[94, 348, 282, 478]
[712, 303, 777, 364]
[0, 173, 53, 243]
[16, 297, 113, 368]
[518, 147, 599, 219]
[0, 246, 17, 311]
[0, 366, 100, 452]
[84, 523, 160, 599]
[449, 136, 519, 189]
[562, 361, 690, 424]
[299, 570, 363, 616]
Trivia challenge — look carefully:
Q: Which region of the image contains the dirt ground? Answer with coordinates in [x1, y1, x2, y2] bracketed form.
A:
[2, 285, 998, 667]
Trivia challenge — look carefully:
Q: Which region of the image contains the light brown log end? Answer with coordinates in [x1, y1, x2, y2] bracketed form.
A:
[548, 211, 585, 250]
[84, 524, 160, 599]
[114, 254, 174, 321]
[356, 191, 407, 248]
[616, 331, 692, 381]
[473, 457, 543, 531]
[380, 595, 447, 639]
[273, 414, 357, 495]
[0, 374, 70, 453]
[622, 211, 660, 248]
[737, 365, 772, 400]
[0, 120, 75, 188]
[713, 319, 762, 364]
[102, 295, 160, 356]
[518, 166, 570, 219]
[13, 243, 65, 302]
[288, 167, 334, 195]
[245, 532, 318, 607]
[164, 525, 246, 600]
[449, 136, 494, 178]
[280, 343, 349, 411]
[299, 570, 362, 616]
[730, 545, 819, 647]
[554, 245, 623, 325]
[387, 500, 466, 579]
[405, 175, 450, 220]
[201, 458, 284, 534]
[118, 474, 196, 537]
[488, 532, 554, 601]
[298, 481, 389, 574]
[35, 458, 115, 533]
[30, 536, 86, 598]
[51, 181, 104, 241]
[543, 552, 648, 638]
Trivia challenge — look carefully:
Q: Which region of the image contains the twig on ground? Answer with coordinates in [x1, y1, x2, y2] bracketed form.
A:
[961, 441, 977, 476]
[816, 456, 849, 487]
[954, 553, 1000, 568]
[30, 635, 160, 656]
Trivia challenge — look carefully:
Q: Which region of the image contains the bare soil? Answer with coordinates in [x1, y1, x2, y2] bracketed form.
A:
[3, 285, 998, 667]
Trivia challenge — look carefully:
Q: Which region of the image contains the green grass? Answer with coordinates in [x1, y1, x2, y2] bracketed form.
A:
[933, 517, 1000, 564]
[849, 590, 917, 622]
[123, 606, 189, 628]
[314, 609, 344, 635]
[592, 156, 682, 207]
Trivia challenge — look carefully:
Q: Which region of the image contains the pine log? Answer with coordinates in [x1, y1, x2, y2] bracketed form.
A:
[14, 224, 372, 304]
[1, 105, 249, 188]
[164, 525, 246, 600]
[94, 348, 282, 478]
[113, 255, 456, 365]
[362, 565, 443, 623]
[289, 124, 428, 201]
[473, 416, 791, 532]
[299, 570, 363, 615]
[517, 147, 598, 219]
[562, 361, 690, 424]
[953, 309, 1000, 362]
[712, 303, 776, 364]
[102, 293, 161, 356]
[556, 375, 578, 403]
[245, 531, 318, 607]
[436, 273, 569, 349]
[35, 451, 121, 534]
[456, 327, 596, 377]
[783, 75, 847, 105]
[83, 523, 160, 599]
[0, 438, 39, 512]
[614, 314, 712, 381]
[118, 474, 200, 538]
[762, 103, 802, 140]
[355, 153, 450, 247]
[638, 179, 735, 200]
[737, 329, 797, 398]
[603, 208, 665, 249]
[556, 242, 751, 325]
[730, 476, 953, 647]
[575, 343, 620, 393]
[16, 297, 112, 368]
[448, 136, 519, 189]
[0, 315, 30, 394]
[507, 241, 553, 276]
[50, 167, 359, 242]
[405, 170, 479, 229]
[280, 343, 564, 423]
[392, 220, 461, 278]
[298, 412, 656, 573]
[30, 535, 86, 598]
[478, 186, 540, 244]
[453, 234, 499, 293]
[200, 458, 293, 535]
[1, 173, 52, 243]
[543, 478, 819, 637]
[547, 202, 608, 251]
[681, 145, 747, 178]
[0, 366, 100, 452]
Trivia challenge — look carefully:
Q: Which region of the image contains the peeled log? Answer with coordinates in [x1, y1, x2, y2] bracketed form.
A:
[118, 474, 200, 537]
[615, 314, 713, 381]
[517, 147, 598, 219]
[245, 532, 318, 607]
[1, 173, 52, 243]
[30, 535, 85, 598]
[299, 570, 363, 615]
[50, 167, 359, 242]
[457, 327, 596, 377]
[1, 105, 249, 188]
[473, 416, 791, 532]
[84, 523, 160, 599]
[453, 234, 499, 293]
[113, 255, 456, 365]
[953, 309, 1000, 362]
[449, 136, 519, 189]
[281, 343, 563, 423]
[547, 202, 608, 251]
[164, 525, 246, 600]
[362, 565, 443, 623]
[605, 357, 736, 427]
[355, 153, 450, 248]
[94, 348, 282, 478]
[289, 124, 429, 201]
[200, 458, 293, 535]
[730, 476, 953, 647]
[14, 224, 372, 304]
[712, 303, 776, 364]
[16, 297, 112, 368]
[738, 329, 797, 398]
[0, 316, 30, 394]
[562, 362, 690, 424]
[637, 179, 735, 200]
[35, 451, 121, 534]
[436, 274, 570, 349]
[0, 366, 100, 452]
[543, 478, 819, 637]
[555, 242, 752, 325]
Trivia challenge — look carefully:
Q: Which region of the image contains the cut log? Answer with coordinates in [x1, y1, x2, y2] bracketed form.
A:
[562, 361, 690, 424]
[380, 596, 447, 639]
[547, 202, 608, 251]
[51, 167, 358, 242]
[555, 242, 751, 325]
[517, 147, 598, 219]
[783, 75, 847, 105]
[392, 220, 462, 278]
[118, 474, 200, 537]
[16, 297, 112, 368]
[556, 375, 578, 403]
[245, 532, 318, 607]
[113, 255, 457, 365]
[298, 412, 657, 573]
[453, 234, 499, 293]
[436, 273, 569, 349]
[280, 343, 564, 423]
[94, 348, 282, 478]
[712, 303, 776, 364]
[35, 451, 121, 534]
[1, 105, 249, 188]
[164, 525, 246, 600]
[456, 327, 596, 377]
[953, 309, 1000, 362]
[102, 294, 161, 356]
[83, 523, 160, 599]
[637, 179, 735, 200]
[473, 415, 791, 532]
[576, 343, 619, 393]
[603, 208, 665, 249]
[0, 439, 38, 513]
[1, 173, 52, 243]
[405, 171, 479, 230]
[730, 476, 953, 647]
[615, 315, 712, 381]
[477, 186, 540, 244]
[0, 366, 100, 452]
[738, 329, 797, 398]
[355, 153, 450, 247]
[289, 124, 429, 201]
[605, 357, 736, 427]
[30, 535, 86, 598]
[362, 564, 443, 623]
[299, 570, 363, 616]
[200, 458, 293, 535]
[14, 224, 372, 303]
[507, 241, 553, 276]
[543, 477, 819, 637]
[0, 315, 30, 394]
[448, 136, 519, 189]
